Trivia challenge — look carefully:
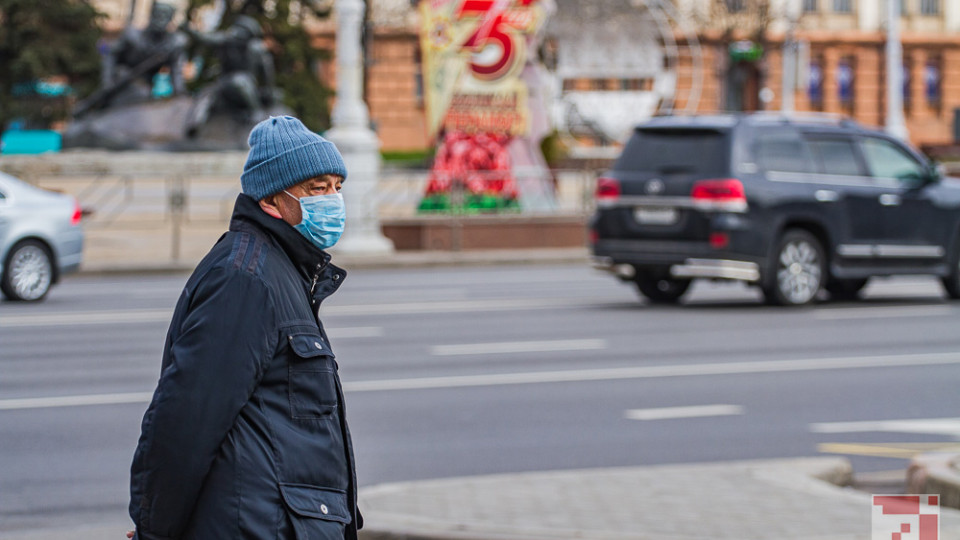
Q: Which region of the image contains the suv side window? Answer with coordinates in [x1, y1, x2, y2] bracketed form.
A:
[860, 137, 927, 186]
[807, 137, 864, 176]
[753, 132, 813, 173]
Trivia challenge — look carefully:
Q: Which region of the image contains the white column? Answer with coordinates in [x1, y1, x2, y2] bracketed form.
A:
[885, 0, 909, 140]
[859, 0, 881, 32]
[946, 0, 960, 33]
[781, 0, 801, 113]
[325, 0, 395, 255]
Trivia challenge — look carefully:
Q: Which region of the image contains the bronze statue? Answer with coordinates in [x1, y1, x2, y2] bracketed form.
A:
[65, 7, 290, 150]
[75, 2, 187, 116]
[182, 15, 280, 129]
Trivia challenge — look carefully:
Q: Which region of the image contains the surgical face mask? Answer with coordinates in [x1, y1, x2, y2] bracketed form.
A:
[284, 191, 345, 250]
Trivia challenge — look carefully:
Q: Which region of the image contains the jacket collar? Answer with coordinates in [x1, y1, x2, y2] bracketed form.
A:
[228, 194, 331, 279]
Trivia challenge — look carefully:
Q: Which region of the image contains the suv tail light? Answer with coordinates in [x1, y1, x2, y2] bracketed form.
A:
[595, 177, 621, 203]
[690, 179, 747, 212]
[70, 198, 83, 226]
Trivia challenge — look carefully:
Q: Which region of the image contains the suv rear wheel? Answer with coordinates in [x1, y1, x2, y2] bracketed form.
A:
[763, 230, 825, 306]
[634, 273, 691, 304]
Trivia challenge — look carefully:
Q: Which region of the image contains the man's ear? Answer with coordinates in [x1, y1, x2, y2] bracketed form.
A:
[259, 194, 284, 219]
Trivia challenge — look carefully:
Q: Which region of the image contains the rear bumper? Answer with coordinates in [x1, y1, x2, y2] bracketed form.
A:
[670, 258, 760, 281]
[592, 239, 763, 282]
[54, 228, 84, 277]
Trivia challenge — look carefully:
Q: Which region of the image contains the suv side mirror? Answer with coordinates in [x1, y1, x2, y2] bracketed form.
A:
[934, 162, 947, 181]
[921, 161, 946, 186]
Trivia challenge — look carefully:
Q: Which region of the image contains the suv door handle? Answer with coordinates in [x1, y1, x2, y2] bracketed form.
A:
[879, 194, 902, 206]
[815, 190, 839, 202]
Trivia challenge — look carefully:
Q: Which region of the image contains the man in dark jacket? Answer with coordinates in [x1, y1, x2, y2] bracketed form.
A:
[129, 116, 361, 540]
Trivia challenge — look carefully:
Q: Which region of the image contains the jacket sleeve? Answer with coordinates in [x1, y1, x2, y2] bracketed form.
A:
[129, 266, 277, 540]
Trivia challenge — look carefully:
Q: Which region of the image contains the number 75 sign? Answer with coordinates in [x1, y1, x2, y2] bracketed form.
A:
[456, 0, 540, 80]
[418, 0, 549, 138]
[872, 495, 939, 540]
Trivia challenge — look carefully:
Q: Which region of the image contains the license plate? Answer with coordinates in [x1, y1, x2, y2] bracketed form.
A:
[634, 207, 678, 225]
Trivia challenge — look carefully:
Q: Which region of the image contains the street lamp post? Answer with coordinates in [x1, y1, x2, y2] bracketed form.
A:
[885, 0, 909, 140]
[325, 0, 395, 254]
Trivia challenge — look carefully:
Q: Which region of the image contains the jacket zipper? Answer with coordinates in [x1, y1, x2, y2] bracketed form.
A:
[309, 262, 326, 297]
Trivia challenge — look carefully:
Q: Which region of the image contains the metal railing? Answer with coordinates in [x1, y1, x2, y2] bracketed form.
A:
[5, 161, 599, 266]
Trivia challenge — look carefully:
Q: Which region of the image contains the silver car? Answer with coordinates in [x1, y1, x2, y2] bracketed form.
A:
[0, 172, 84, 301]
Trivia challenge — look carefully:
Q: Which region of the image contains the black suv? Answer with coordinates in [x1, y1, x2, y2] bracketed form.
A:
[590, 113, 960, 305]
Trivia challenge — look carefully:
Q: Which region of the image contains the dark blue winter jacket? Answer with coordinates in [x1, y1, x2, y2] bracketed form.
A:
[129, 194, 361, 540]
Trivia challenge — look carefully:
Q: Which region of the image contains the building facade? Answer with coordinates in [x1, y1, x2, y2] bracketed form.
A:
[89, 0, 960, 152]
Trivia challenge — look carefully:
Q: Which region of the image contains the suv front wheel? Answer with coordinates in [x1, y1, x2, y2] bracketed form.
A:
[764, 230, 825, 306]
[634, 273, 691, 304]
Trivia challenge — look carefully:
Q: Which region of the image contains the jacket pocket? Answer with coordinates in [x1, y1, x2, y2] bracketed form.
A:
[287, 332, 338, 419]
[279, 483, 350, 540]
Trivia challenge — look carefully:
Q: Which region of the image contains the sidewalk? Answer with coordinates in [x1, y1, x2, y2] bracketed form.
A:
[8, 458, 959, 540]
[357, 458, 960, 540]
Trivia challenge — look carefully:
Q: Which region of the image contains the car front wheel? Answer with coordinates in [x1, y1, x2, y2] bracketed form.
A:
[1, 240, 54, 302]
[634, 274, 691, 304]
[763, 230, 825, 306]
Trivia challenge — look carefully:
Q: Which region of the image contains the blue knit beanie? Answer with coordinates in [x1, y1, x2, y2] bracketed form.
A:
[241, 116, 347, 201]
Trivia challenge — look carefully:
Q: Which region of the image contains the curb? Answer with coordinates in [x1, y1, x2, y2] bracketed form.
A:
[907, 451, 960, 510]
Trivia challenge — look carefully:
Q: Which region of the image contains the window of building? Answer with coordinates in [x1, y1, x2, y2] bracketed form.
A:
[920, 0, 939, 15]
[837, 57, 855, 112]
[413, 46, 424, 108]
[590, 79, 608, 91]
[803, 0, 818, 11]
[902, 59, 912, 114]
[619, 78, 654, 91]
[833, 0, 852, 13]
[925, 57, 942, 109]
[808, 57, 824, 110]
[726, 0, 745, 12]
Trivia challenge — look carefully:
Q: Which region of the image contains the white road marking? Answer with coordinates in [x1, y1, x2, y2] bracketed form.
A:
[0, 392, 154, 411]
[0, 308, 380, 339]
[814, 306, 955, 320]
[328, 327, 383, 339]
[343, 351, 960, 392]
[431, 339, 606, 356]
[0, 309, 171, 327]
[810, 418, 960, 438]
[4, 351, 959, 411]
[324, 297, 591, 316]
[624, 404, 743, 421]
[0, 298, 596, 327]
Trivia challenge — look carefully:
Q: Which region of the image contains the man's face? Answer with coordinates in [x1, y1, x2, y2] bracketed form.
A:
[270, 175, 344, 227]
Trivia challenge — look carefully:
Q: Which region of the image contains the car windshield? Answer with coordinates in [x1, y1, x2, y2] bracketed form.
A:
[614, 128, 730, 175]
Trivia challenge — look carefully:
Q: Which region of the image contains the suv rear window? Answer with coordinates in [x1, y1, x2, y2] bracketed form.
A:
[614, 128, 730, 175]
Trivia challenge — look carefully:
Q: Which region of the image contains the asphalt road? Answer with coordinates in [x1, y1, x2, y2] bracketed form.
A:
[2, 264, 959, 534]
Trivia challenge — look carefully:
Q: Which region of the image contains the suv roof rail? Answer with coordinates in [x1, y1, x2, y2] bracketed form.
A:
[748, 111, 858, 127]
